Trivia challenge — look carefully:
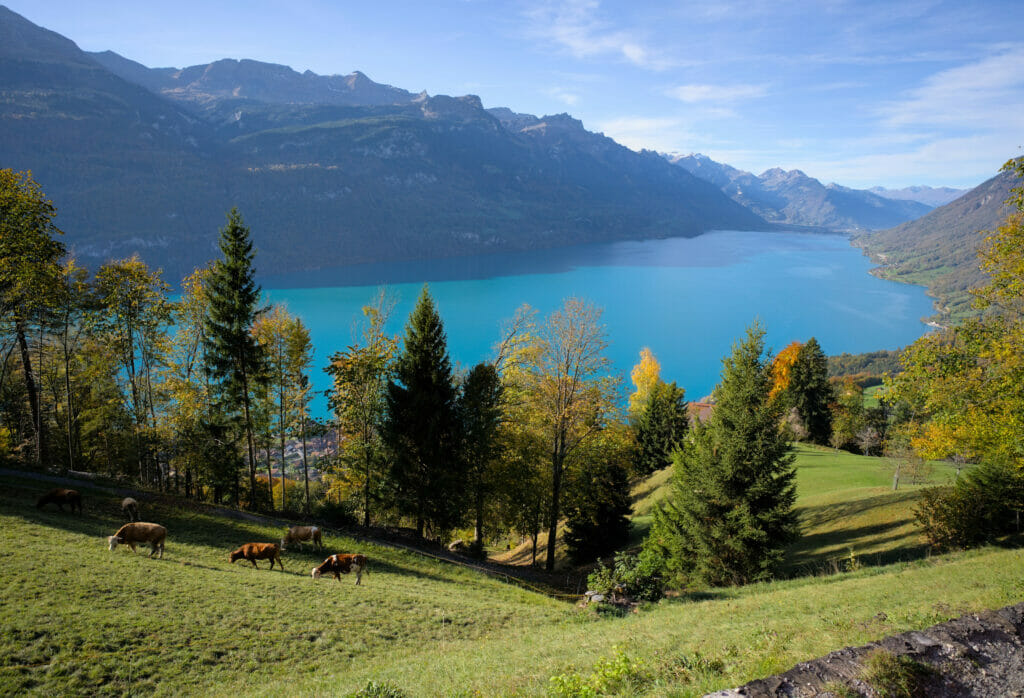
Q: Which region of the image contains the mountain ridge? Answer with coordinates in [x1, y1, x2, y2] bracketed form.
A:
[0, 5, 765, 281]
[667, 153, 933, 231]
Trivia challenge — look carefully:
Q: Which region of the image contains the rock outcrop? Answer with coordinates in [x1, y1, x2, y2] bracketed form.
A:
[709, 602, 1024, 697]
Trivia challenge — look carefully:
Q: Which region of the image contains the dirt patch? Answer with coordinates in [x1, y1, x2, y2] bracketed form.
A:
[708, 602, 1024, 697]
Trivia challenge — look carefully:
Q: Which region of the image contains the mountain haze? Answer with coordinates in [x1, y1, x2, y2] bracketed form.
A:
[868, 185, 966, 208]
[668, 153, 932, 231]
[0, 6, 765, 281]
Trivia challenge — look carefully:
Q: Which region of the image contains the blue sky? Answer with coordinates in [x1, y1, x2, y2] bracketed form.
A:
[7, 0, 1024, 188]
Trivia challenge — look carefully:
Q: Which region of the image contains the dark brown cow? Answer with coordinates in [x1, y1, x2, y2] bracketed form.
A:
[229, 543, 284, 570]
[311, 554, 368, 585]
[36, 488, 82, 513]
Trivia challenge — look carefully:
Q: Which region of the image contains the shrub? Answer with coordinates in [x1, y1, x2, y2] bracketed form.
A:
[548, 647, 650, 697]
[915, 460, 1024, 550]
[586, 549, 663, 602]
[314, 498, 359, 528]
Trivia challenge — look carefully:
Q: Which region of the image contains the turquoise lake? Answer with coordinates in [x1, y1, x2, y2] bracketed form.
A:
[260, 230, 934, 416]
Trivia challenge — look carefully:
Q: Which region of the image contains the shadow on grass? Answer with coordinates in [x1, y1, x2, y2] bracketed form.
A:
[2, 481, 458, 585]
[797, 490, 922, 529]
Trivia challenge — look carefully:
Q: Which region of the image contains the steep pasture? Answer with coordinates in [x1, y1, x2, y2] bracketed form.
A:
[629, 443, 957, 571]
[248, 546, 1024, 696]
[0, 477, 566, 696]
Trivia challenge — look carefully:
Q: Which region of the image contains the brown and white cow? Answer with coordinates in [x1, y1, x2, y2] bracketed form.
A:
[281, 525, 322, 551]
[311, 554, 367, 585]
[107, 522, 166, 558]
[229, 542, 284, 570]
[37, 488, 82, 513]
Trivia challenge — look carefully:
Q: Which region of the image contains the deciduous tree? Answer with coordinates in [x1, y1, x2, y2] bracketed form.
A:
[328, 291, 396, 526]
[0, 169, 65, 466]
[514, 297, 619, 571]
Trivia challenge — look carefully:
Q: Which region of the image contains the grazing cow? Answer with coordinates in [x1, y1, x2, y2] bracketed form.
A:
[107, 522, 166, 558]
[311, 553, 368, 585]
[229, 543, 284, 570]
[281, 525, 322, 551]
[36, 488, 82, 513]
[121, 497, 140, 522]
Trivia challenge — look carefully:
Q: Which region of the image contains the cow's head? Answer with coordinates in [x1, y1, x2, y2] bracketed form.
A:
[229, 550, 243, 564]
[311, 566, 323, 579]
[107, 535, 123, 551]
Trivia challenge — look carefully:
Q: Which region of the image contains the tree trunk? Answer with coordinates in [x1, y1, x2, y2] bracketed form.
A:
[363, 441, 371, 528]
[279, 383, 287, 511]
[62, 327, 76, 472]
[545, 429, 565, 572]
[474, 484, 484, 548]
[301, 415, 310, 516]
[266, 442, 274, 511]
[240, 369, 258, 511]
[15, 322, 44, 467]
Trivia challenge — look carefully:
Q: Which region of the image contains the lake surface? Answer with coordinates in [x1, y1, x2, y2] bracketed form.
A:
[260, 230, 934, 417]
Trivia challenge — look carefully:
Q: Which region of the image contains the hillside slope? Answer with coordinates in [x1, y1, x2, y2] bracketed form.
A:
[854, 164, 1016, 319]
[2, 448, 1021, 696]
[0, 7, 765, 281]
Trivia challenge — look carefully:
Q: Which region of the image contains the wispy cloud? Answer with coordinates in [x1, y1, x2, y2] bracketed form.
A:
[666, 83, 768, 104]
[880, 46, 1024, 130]
[522, 0, 676, 70]
[596, 116, 695, 153]
[545, 86, 580, 106]
[793, 134, 1020, 189]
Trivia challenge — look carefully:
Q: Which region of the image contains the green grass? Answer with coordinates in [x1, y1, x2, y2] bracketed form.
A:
[1, 448, 1013, 697]
[0, 477, 565, 696]
[250, 546, 1024, 696]
[863, 384, 884, 408]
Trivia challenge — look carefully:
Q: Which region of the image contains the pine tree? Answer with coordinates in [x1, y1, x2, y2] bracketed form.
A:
[204, 208, 265, 509]
[458, 361, 503, 552]
[786, 337, 832, 445]
[633, 380, 689, 477]
[645, 323, 798, 587]
[384, 285, 464, 537]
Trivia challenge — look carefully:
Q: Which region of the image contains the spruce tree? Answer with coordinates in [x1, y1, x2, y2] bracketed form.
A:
[458, 361, 503, 552]
[204, 208, 265, 509]
[645, 324, 798, 587]
[384, 285, 464, 537]
[633, 380, 689, 477]
[786, 337, 832, 445]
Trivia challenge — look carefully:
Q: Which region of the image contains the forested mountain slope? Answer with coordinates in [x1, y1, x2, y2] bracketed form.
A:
[854, 164, 1016, 319]
[0, 6, 765, 281]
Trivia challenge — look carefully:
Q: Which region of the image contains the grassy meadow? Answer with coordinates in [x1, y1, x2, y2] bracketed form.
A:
[2, 445, 1017, 697]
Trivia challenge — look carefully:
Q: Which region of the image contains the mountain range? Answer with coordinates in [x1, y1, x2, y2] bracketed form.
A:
[868, 185, 966, 208]
[666, 153, 933, 231]
[854, 164, 1017, 319]
[0, 5, 767, 281]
